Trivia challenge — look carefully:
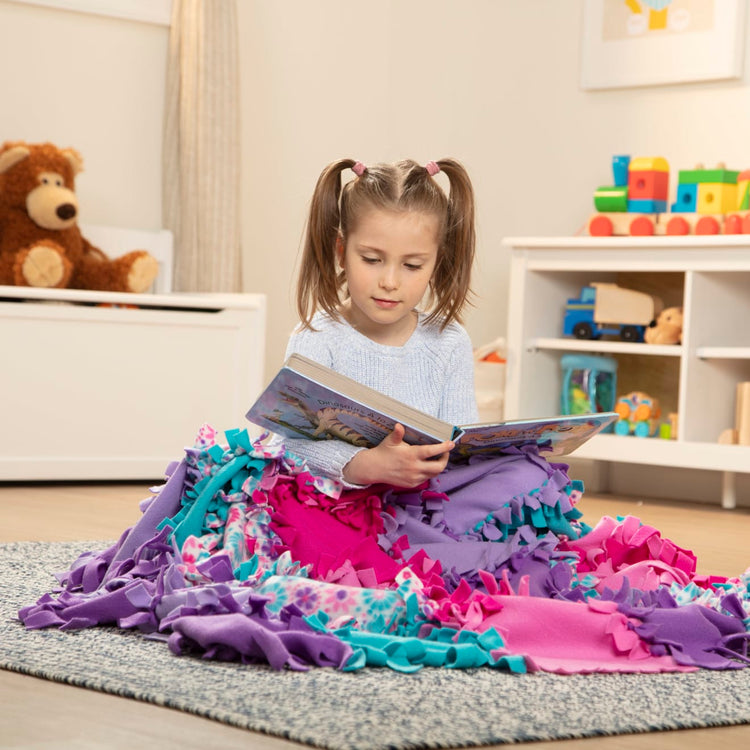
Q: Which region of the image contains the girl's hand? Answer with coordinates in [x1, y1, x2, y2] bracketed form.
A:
[342, 423, 454, 488]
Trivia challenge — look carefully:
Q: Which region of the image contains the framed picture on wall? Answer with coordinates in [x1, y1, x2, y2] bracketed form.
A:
[580, 0, 747, 90]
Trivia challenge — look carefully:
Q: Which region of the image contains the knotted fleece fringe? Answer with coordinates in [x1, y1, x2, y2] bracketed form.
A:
[17, 425, 750, 674]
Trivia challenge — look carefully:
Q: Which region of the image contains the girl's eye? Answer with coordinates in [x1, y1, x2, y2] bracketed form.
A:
[362, 257, 379, 264]
[405, 263, 423, 271]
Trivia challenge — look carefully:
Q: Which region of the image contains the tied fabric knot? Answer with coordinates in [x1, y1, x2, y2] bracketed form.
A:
[352, 161, 366, 176]
[425, 160, 440, 176]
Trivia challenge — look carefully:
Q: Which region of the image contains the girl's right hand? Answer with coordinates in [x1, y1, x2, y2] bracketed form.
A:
[342, 423, 454, 488]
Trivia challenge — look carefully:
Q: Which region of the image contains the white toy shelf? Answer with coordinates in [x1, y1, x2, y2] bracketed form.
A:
[503, 235, 750, 509]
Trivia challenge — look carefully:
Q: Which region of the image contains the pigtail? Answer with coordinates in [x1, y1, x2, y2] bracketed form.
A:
[426, 158, 476, 327]
[296, 158, 357, 328]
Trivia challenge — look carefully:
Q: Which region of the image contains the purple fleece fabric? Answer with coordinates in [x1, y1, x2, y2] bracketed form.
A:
[17, 427, 750, 674]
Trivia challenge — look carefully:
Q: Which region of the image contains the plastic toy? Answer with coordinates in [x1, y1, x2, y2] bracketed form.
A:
[560, 354, 617, 425]
[588, 156, 750, 237]
[614, 391, 661, 437]
[563, 282, 662, 342]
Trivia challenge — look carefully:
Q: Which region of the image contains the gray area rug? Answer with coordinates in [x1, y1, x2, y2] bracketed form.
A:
[3, 540, 750, 749]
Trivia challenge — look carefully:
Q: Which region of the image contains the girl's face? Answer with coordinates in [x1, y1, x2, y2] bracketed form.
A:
[339, 208, 439, 345]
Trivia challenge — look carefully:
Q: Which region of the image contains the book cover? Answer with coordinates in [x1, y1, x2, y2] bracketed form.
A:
[245, 355, 457, 449]
[245, 354, 617, 459]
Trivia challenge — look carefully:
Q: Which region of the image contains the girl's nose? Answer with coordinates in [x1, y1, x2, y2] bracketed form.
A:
[379, 267, 398, 290]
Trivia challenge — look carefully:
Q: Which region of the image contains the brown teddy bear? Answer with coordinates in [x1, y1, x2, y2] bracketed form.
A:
[644, 306, 683, 345]
[0, 141, 158, 292]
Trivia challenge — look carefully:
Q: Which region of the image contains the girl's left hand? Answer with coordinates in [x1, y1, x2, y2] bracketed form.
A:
[342, 423, 454, 488]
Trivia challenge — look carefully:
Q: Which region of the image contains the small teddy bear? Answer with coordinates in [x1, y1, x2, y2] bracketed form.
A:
[0, 140, 158, 292]
[644, 306, 683, 345]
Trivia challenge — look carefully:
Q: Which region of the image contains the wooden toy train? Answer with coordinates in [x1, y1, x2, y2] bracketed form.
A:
[588, 156, 750, 237]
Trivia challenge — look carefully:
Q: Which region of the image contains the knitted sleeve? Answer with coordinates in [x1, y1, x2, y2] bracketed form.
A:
[439, 325, 480, 425]
[282, 323, 368, 488]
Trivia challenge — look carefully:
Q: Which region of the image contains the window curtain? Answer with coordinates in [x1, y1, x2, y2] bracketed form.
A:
[163, 0, 242, 292]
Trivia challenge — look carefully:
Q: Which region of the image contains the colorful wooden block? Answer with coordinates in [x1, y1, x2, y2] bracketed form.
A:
[737, 170, 750, 210]
[671, 183, 697, 213]
[628, 199, 667, 213]
[697, 182, 738, 214]
[629, 157, 669, 172]
[678, 168, 739, 185]
[594, 186, 628, 212]
[612, 156, 630, 187]
[628, 170, 669, 201]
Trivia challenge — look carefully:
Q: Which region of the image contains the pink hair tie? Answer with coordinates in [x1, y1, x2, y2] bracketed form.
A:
[425, 160, 440, 176]
[352, 161, 367, 176]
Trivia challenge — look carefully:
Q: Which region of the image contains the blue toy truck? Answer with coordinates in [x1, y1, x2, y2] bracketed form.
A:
[563, 283, 660, 342]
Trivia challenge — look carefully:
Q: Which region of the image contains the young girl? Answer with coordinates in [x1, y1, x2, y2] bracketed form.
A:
[283, 157, 479, 489]
[20, 157, 750, 678]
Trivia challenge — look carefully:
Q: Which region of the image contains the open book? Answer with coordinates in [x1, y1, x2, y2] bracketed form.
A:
[245, 353, 617, 459]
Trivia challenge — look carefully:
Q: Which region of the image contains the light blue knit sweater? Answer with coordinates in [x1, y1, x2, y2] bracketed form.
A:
[282, 310, 479, 485]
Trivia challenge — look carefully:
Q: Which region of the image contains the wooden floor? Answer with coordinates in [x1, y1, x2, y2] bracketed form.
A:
[2, 482, 750, 749]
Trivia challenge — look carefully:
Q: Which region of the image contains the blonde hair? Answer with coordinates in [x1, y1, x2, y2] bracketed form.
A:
[296, 158, 475, 329]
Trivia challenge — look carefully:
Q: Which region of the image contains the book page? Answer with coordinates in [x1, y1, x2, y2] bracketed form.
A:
[454, 413, 617, 459]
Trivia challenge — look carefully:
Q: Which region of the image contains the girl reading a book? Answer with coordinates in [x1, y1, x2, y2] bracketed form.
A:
[22, 159, 750, 678]
[283, 158, 479, 489]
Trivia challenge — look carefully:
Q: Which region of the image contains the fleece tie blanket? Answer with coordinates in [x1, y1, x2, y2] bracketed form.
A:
[18, 425, 750, 674]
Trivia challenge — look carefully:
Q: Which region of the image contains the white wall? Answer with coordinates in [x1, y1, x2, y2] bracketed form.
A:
[3, 0, 750, 502]
[238, 0, 750, 379]
[235, 0, 750, 505]
[0, 0, 167, 229]
[5, 0, 749, 373]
